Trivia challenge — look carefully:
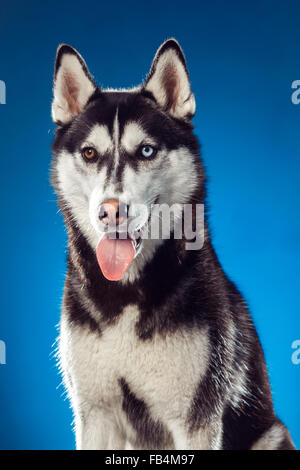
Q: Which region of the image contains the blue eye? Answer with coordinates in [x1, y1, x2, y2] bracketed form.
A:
[141, 145, 155, 158]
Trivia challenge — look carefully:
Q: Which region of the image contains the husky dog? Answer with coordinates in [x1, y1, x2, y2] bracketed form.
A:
[51, 39, 295, 450]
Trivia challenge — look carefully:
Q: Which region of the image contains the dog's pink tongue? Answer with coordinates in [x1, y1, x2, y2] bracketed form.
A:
[96, 236, 135, 281]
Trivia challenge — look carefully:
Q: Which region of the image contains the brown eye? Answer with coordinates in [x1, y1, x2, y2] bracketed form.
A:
[82, 147, 98, 161]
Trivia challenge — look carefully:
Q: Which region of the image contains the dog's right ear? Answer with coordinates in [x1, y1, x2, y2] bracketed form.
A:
[52, 45, 97, 125]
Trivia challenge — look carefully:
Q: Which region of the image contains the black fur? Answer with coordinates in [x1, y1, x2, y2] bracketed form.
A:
[119, 378, 173, 449]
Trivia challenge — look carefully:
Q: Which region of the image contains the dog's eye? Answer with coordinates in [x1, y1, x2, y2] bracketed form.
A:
[82, 147, 98, 162]
[140, 145, 156, 158]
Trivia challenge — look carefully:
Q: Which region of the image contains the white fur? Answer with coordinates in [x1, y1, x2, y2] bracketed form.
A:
[112, 108, 120, 174]
[82, 124, 113, 155]
[56, 149, 106, 248]
[59, 304, 210, 449]
[251, 423, 287, 450]
[52, 52, 96, 124]
[121, 122, 157, 153]
[103, 86, 142, 94]
[145, 46, 195, 119]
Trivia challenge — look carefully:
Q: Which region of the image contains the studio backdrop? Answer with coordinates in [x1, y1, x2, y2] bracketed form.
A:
[0, 0, 299, 450]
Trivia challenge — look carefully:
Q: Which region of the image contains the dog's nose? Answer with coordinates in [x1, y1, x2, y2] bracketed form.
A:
[99, 199, 128, 226]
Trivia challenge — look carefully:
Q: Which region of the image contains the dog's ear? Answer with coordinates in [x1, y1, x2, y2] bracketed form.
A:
[52, 44, 97, 125]
[144, 39, 195, 120]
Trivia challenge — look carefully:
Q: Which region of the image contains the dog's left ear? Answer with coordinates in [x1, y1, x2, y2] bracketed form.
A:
[52, 44, 97, 125]
[144, 39, 195, 120]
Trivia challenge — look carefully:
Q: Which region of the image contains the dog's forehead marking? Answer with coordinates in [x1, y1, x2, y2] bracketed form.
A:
[113, 108, 120, 172]
[121, 122, 157, 153]
[83, 124, 113, 154]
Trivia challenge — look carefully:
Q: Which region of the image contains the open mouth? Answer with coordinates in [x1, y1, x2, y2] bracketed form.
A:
[96, 200, 157, 281]
[114, 230, 143, 254]
[96, 229, 144, 282]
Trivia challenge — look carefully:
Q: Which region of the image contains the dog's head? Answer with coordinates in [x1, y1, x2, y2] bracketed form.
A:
[51, 39, 202, 282]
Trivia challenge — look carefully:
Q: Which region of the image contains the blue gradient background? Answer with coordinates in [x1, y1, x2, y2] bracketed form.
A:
[0, 0, 299, 450]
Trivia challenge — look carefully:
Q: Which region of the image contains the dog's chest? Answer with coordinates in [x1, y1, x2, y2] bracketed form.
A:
[60, 304, 209, 419]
